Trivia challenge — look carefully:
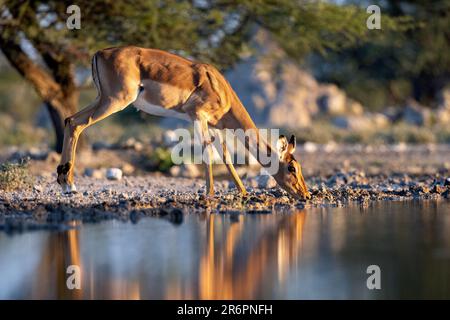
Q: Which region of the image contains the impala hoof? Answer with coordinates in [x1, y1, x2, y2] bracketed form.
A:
[61, 184, 77, 195]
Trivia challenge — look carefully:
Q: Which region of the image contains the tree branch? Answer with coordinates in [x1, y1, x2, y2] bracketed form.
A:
[5, 0, 77, 98]
[0, 34, 66, 111]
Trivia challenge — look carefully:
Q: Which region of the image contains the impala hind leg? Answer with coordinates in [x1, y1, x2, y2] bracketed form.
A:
[57, 97, 134, 194]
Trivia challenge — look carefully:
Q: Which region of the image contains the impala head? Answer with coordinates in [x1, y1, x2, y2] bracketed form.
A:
[56, 162, 77, 194]
[274, 135, 311, 200]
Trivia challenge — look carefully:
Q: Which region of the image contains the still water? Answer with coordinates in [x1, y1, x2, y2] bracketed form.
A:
[0, 200, 449, 299]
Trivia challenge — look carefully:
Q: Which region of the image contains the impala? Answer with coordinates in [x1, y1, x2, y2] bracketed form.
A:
[56, 46, 311, 200]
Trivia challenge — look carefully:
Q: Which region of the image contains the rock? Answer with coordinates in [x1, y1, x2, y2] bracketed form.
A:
[222, 30, 361, 128]
[332, 116, 350, 129]
[121, 163, 135, 175]
[246, 178, 259, 189]
[11, 148, 48, 161]
[332, 113, 388, 131]
[163, 130, 179, 147]
[383, 107, 403, 122]
[169, 165, 181, 177]
[436, 108, 450, 124]
[442, 189, 450, 198]
[255, 175, 277, 189]
[334, 112, 388, 131]
[393, 142, 408, 153]
[327, 173, 347, 187]
[332, 116, 371, 131]
[101, 187, 112, 195]
[120, 138, 143, 151]
[402, 100, 431, 126]
[183, 164, 201, 178]
[317, 85, 347, 115]
[347, 100, 364, 115]
[436, 88, 450, 124]
[444, 178, 450, 186]
[33, 185, 43, 193]
[226, 31, 317, 128]
[323, 142, 337, 153]
[170, 164, 201, 178]
[303, 142, 318, 153]
[92, 141, 113, 151]
[106, 168, 123, 180]
[371, 113, 390, 128]
[84, 168, 105, 179]
[431, 184, 446, 194]
[28, 147, 48, 160]
[46, 151, 60, 163]
[409, 184, 430, 195]
[438, 87, 450, 109]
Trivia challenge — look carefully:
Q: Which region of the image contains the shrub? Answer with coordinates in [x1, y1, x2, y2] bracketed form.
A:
[376, 123, 436, 144]
[0, 158, 33, 192]
[144, 147, 174, 172]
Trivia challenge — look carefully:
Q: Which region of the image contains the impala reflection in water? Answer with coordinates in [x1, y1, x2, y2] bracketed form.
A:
[0, 201, 449, 299]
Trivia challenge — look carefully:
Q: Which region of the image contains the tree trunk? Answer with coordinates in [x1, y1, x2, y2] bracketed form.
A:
[46, 78, 83, 154]
[45, 103, 65, 154]
[45, 97, 81, 153]
[0, 36, 84, 153]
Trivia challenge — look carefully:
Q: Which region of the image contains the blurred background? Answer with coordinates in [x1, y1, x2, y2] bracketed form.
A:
[0, 0, 449, 154]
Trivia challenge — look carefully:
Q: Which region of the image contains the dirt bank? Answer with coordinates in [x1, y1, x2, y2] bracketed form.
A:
[1, 144, 450, 232]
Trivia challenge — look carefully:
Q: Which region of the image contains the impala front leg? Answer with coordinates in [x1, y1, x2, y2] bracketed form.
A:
[217, 131, 247, 195]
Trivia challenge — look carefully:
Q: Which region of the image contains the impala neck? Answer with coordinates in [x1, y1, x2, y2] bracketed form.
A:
[229, 97, 279, 171]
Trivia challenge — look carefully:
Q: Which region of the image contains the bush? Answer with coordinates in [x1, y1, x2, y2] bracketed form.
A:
[376, 123, 436, 144]
[0, 158, 33, 191]
[293, 121, 343, 144]
[433, 125, 450, 143]
[144, 147, 174, 172]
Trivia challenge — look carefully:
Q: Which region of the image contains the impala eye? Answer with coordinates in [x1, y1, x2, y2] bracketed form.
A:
[288, 165, 296, 173]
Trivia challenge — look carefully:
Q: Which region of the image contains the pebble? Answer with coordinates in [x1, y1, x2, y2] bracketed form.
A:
[303, 142, 318, 153]
[255, 175, 277, 189]
[2, 167, 449, 231]
[84, 168, 104, 179]
[106, 168, 123, 180]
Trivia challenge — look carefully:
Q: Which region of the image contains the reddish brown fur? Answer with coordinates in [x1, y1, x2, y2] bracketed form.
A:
[56, 46, 310, 199]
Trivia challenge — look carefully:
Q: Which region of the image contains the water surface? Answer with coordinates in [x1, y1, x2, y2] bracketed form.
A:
[0, 200, 449, 299]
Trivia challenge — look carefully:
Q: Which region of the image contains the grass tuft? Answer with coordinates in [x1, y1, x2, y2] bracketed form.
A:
[0, 158, 33, 192]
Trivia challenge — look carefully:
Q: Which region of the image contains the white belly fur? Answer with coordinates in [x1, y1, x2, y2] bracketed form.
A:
[133, 96, 190, 121]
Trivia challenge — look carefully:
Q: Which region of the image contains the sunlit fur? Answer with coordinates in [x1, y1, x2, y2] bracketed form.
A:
[274, 135, 311, 200]
[56, 46, 311, 199]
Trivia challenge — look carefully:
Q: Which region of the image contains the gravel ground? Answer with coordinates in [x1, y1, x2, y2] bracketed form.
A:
[1, 144, 450, 232]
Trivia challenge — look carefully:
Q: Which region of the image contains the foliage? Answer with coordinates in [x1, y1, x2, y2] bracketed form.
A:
[0, 0, 428, 151]
[2, 0, 409, 70]
[145, 146, 174, 172]
[0, 158, 33, 191]
[312, 0, 450, 109]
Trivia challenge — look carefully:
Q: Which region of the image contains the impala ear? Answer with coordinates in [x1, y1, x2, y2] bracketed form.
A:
[288, 135, 296, 154]
[277, 135, 289, 160]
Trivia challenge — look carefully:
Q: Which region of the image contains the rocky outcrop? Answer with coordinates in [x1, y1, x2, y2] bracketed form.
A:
[436, 87, 450, 124]
[402, 100, 432, 126]
[149, 31, 445, 132]
[332, 113, 389, 131]
[226, 51, 363, 128]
